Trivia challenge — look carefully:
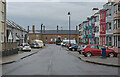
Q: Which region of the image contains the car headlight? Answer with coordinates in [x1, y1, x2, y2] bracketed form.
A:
[69, 47, 72, 48]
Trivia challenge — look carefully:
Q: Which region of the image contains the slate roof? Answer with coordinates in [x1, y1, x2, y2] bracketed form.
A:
[29, 30, 79, 35]
[6, 19, 27, 32]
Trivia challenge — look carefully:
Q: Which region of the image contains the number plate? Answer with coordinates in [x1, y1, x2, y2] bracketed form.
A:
[26, 48, 29, 50]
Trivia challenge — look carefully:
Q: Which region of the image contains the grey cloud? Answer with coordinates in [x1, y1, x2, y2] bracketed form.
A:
[7, 2, 105, 30]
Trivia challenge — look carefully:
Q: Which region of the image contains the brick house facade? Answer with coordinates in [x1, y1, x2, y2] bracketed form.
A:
[28, 25, 79, 44]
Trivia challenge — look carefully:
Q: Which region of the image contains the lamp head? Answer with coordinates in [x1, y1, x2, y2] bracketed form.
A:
[68, 12, 70, 15]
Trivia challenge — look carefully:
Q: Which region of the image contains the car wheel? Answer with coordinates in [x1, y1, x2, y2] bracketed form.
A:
[78, 51, 81, 54]
[72, 48, 75, 51]
[109, 53, 115, 57]
[85, 52, 92, 57]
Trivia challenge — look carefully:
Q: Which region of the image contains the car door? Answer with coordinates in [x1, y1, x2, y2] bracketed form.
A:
[97, 46, 105, 56]
[90, 46, 99, 55]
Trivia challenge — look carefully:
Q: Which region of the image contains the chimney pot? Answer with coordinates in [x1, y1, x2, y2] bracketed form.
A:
[27, 26, 29, 33]
[32, 25, 35, 33]
[43, 26, 45, 33]
[57, 25, 59, 32]
[41, 24, 43, 33]
[108, 0, 111, 2]
[76, 25, 78, 31]
[79, 24, 81, 30]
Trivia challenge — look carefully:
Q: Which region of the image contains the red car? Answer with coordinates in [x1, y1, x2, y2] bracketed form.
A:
[82, 44, 117, 57]
[66, 43, 72, 48]
[49, 41, 53, 44]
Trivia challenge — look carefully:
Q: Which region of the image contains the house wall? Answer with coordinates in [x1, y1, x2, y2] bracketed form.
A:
[2, 22, 28, 57]
[113, 2, 120, 48]
[7, 26, 28, 45]
[95, 14, 100, 45]
[79, 24, 82, 43]
[29, 33, 79, 44]
[0, 1, 2, 52]
[106, 2, 114, 47]
[0, 0, 6, 53]
[100, 10, 107, 45]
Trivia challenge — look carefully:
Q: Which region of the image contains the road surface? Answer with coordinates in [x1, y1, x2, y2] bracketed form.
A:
[3, 44, 118, 75]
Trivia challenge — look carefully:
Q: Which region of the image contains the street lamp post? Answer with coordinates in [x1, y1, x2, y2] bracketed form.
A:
[61, 26, 62, 41]
[68, 12, 71, 46]
[23, 31, 24, 43]
[41, 24, 43, 40]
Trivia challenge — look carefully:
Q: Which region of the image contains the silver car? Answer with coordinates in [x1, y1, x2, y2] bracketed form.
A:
[77, 44, 87, 54]
[19, 43, 31, 51]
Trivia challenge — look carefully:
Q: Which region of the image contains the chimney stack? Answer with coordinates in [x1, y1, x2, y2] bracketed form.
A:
[27, 26, 29, 33]
[76, 25, 78, 31]
[43, 25, 45, 33]
[108, 0, 115, 2]
[79, 24, 81, 30]
[92, 8, 99, 14]
[108, 0, 111, 2]
[32, 25, 35, 33]
[57, 25, 59, 32]
[113, 0, 119, 2]
[41, 24, 43, 33]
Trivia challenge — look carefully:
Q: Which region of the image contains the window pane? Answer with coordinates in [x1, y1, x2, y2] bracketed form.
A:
[98, 46, 105, 49]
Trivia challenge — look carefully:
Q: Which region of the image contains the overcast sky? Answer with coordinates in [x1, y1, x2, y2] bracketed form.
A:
[7, 1, 106, 30]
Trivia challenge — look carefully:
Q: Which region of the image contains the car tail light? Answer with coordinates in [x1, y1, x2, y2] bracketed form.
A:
[83, 49, 85, 51]
[29, 46, 31, 48]
[23, 46, 25, 48]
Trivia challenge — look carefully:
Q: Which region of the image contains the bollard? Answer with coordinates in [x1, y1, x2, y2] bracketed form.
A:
[101, 48, 107, 58]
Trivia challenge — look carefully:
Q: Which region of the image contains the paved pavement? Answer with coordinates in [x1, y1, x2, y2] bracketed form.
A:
[68, 50, 120, 67]
[0, 49, 40, 65]
[2, 44, 119, 75]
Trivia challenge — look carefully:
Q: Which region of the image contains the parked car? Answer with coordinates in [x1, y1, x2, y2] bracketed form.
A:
[81, 44, 117, 57]
[69, 45, 78, 51]
[61, 42, 67, 46]
[62, 40, 76, 45]
[56, 39, 61, 45]
[31, 40, 44, 48]
[30, 43, 38, 48]
[66, 43, 72, 48]
[65, 42, 68, 47]
[49, 41, 53, 44]
[19, 43, 31, 51]
[77, 44, 87, 54]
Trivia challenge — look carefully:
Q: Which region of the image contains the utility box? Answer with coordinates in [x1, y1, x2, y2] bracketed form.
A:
[101, 48, 107, 58]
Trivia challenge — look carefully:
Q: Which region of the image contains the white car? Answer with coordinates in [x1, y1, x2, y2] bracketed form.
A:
[19, 43, 31, 51]
[31, 40, 44, 48]
[61, 42, 67, 46]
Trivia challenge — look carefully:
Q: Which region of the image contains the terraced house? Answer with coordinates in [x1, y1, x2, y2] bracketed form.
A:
[99, 9, 107, 46]
[94, 12, 100, 45]
[104, 2, 114, 47]
[78, 24, 82, 43]
[113, 1, 120, 48]
[0, 0, 6, 56]
[0, 1, 28, 56]
[82, 9, 99, 44]
[80, 0, 120, 50]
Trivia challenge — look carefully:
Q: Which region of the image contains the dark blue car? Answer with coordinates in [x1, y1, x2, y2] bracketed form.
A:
[69, 45, 78, 51]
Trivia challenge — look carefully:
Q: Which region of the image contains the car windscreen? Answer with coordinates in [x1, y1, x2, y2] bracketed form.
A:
[83, 45, 87, 48]
[24, 44, 29, 46]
